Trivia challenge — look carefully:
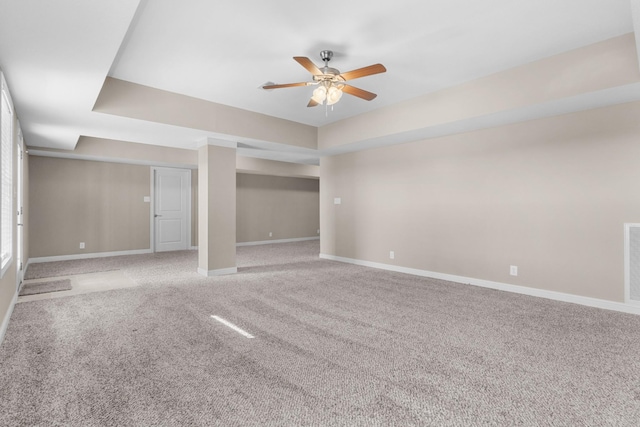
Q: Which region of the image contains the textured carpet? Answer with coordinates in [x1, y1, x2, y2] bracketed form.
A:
[2, 241, 640, 426]
[18, 279, 73, 296]
[25, 258, 121, 280]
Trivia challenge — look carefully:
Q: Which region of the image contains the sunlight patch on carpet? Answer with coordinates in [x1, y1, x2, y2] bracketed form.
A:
[211, 315, 255, 338]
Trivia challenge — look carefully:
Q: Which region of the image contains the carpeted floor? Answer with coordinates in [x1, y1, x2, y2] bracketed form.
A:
[2, 240, 640, 426]
[18, 279, 72, 296]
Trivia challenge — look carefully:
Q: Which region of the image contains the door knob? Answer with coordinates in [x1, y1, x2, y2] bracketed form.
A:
[154, 214, 162, 218]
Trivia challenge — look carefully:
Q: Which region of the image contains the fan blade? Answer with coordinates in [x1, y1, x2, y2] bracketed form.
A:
[262, 82, 310, 89]
[342, 85, 377, 101]
[339, 64, 386, 81]
[294, 57, 323, 75]
[307, 98, 320, 107]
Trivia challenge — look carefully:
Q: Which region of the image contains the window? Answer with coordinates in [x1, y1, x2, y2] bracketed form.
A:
[0, 72, 13, 277]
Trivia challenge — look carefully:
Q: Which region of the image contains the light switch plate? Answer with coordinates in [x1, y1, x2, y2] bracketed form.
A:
[334, 198, 341, 205]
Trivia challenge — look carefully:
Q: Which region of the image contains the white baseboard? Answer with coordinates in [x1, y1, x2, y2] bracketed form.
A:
[319, 253, 640, 316]
[236, 236, 319, 247]
[197, 267, 238, 277]
[0, 291, 17, 347]
[29, 248, 153, 264]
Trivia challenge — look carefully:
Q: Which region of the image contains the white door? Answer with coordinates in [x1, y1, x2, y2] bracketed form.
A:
[154, 168, 191, 252]
[15, 129, 23, 290]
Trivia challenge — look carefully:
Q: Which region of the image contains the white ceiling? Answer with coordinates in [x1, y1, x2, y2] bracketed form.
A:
[0, 0, 637, 164]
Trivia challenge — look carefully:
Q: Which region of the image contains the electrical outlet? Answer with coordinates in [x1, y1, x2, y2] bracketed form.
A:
[334, 197, 341, 205]
[389, 251, 395, 260]
[79, 242, 85, 249]
[317, 229, 320, 234]
[510, 265, 518, 276]
[269, 232, 273, 237]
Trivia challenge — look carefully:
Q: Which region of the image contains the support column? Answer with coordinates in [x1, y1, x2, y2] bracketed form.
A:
[197, 139, 237, 276]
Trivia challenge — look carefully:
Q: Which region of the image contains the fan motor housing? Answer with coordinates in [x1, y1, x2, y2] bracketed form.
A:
[315, 67, 340, 77]
[320, 50, 334, 62]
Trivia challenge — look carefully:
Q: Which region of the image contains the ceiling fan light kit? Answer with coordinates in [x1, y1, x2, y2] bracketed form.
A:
[263, 50, 386, 109]
[311, 84, 344, 105]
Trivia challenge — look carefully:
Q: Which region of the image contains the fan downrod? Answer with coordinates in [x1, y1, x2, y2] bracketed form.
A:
[319, 50, 340, 76]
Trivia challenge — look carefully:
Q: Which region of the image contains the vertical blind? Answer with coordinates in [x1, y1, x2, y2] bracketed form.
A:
[0, 73, 13, 275]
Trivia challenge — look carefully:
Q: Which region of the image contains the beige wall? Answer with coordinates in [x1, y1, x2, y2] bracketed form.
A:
[190, 172, 320, 246]
[28, 156, 151, 258]
[321, 100, 640, 303]
[237, 173, 319, 243]
[198, 145, 236, 273]
[29, 157, 319, 254]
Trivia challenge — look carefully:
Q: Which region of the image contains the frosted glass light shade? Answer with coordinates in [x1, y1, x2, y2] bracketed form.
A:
[311, 86, 327, 103]
[326, 86, 343, 105]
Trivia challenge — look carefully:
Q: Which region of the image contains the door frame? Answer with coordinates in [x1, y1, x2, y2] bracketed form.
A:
[15, 125, 24, 291]
[150, 167, 192, 253]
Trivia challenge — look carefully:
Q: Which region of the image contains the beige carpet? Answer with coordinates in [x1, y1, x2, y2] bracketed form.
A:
[2, 241, 640, 426]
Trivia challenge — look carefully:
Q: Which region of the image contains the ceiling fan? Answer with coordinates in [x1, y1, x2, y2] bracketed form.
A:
[262, 50, 386, 107]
